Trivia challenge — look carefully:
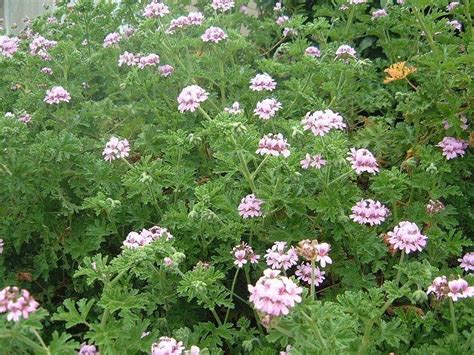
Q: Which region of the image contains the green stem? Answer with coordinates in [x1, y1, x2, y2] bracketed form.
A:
[0, 330, 47, 354]
[251, 155, 270, 180]
[121, 157, 134, 169]
[231, 136, 257, 194]
[344, 6, 356, 38]
[198, 106, 213, 121]
[449, 298, 458, 341]
[328, 170, 352, 186]
[464, 0, 473, 40]
[414, 8, 437, 53]
[395, 250, 405, 286]
[301, 311, 327, 349]
[224, 268, 240, 323]
[210, 308, 223, 327]
[31, 329, 51, 355]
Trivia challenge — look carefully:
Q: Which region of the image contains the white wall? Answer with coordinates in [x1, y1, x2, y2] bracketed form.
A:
[4, 0, 55, 33]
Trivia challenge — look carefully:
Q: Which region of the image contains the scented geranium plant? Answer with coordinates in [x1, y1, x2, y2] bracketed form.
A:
[0, 0, 473, 353]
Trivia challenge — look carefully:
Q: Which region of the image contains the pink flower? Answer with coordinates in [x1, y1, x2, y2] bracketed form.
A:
[427, 276, 448, 299]
[305, 46, 321, 58]
[447, 20, 462, 31]
[249, 73, 277, 91]
[446, 2, 460, 11]
[248, 269, 303, 317]
[254, 98, 282, 120]
[166, 16, 190, 34]
[387, 221, 427, 254]
[224, 102, 243, 115]
[283, 28, 297, 37]
[0, 35, 20, 58]
[41, 67, 53, 75]
[118, 51, 138, 66]
[276, 16, 289, 26]
[295, 263, 325, 286]
[103, 32, 122, 48]
[238, 194, 263, 219]
[123, 226, 173, 249]
[256, 133, 290, 157]
[265, 241, 298, 270]
[335, 45, 356, 60]
[188, 12, 204, 25]
[315, 243, 332, 267]
[0, 239, 3, 254]
[274, 2, 282, 11]
[437, 137, 468, 159]
[347, 148, 379, 174]
[79, 343, 99, 355]
[137, 53, 160, 69]
[151, 337, 184, 355]
[458, 252, 474, 272]
[102, 136, 130, 162]
[201, 27, 228, 43]
[177, 85, 209, 112]
[159, 64, 174, 77]
[447, 278, 474, 301]
[300, 154, 326, 169]
[18, 113, 32, 124]
[30, 35, 57, 61]
[44, 86, 71, 104]
[232, 242, 260, 267]
[371, 9, 388, 20]
[0, 286, 39, 322]
[211, 0, 235, 12]
[163, 257, 173, 267]
[460, 115, 468, 130]
[143, 1, 170, 18]
[426, 199, 445, 214]
[301, 109, 346, 136]
[350, 199, 389, 226]
[122, 26, 136, 38]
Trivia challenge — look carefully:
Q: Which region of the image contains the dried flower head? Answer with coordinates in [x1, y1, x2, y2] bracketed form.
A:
[426, 199, 445, 214]
[383, 62, 416, 84]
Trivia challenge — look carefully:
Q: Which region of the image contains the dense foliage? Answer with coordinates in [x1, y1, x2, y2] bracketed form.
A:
[0, 0, 473, 353]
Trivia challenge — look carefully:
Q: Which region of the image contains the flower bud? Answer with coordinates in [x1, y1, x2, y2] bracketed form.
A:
[426, 163, 437, 174]
[139, 172, 153, 183]
[192, 280, 207, 292]
[231, 122, 247, 134]
[412, 289, 428, 304]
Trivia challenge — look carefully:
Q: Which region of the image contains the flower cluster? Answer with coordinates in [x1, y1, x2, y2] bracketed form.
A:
[159, 64, 174, 77]
[427, 277, 473, 301]
[201, 27, 228, 43]
[387, 221, 427, 254]
[177, 85, 209, 112]
[238, 194, 264, 219]
[300, 154, 326, 169]
[437, 137, 468, 160]
[248, 269, 303, 317]
[458, 252, 474, 272]
[276, 16, 289, 26]
[350, 199, 389, 226]
[426, 199, 445, 214]
[30, 35, 57, 61]
[44, 86, 71, 104]
[211, 0, 235, 12]
[347, 148, 379, 174]
[118, 52, 160, 68]
[143, 1, 170, 18]
[102, 136, 130, 162]
[224, 101, 243, 115]
[18, 113, 32, 124]
[123, 225, 173, 249]
[335, 45, 356, 60]
[0, 35, 20, 58]
[371, 9, 388, 20]
[0, 286, 39, 322]
[446, 1, 460, 11]
[296, 240, 332, 267]
[265, 242, 298, 270]
[103, 32, 122, 47]
[231, 242, 260, 267]
[249, 73, 277, 91]
[151, 337, 184, 355]
[447, 20, 462, 31]
[78, 343, 99, 355]
[295, 263, 325, 286]
[301, 109, 346, 136]
[254, 98, 282, 120]
[256, 133, 290, 157]
[166, 12, 204, 34]
[305, 46, 321, 58]
[41, 67, 53, 75]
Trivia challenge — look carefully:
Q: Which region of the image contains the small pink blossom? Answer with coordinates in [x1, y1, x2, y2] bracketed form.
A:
[305, 46, 321, 58]
[458, 252, 474, 272]
[265, 241, 298, 270]
[211, 0, 235, 12]
[79, 343, 99, 355]
[0, 35, 20, 58]
[44, 86, 71, 104]
[151, 337, 184, 355]
[300, 154, 326, 169]
[0, 286, 39, 322]
[447, 278, 474, 301]
[224, 102, 243, 115]
[118, 51, 138, 66]
[371, 9, 388, 20]
[163, 257, 173, 267]
[276, 16, 289, 26]
[122, 26, 136, 38]
[437, 137, 468, 159]
[238, 194, 263, 219]
[103, 32, 122, 48]
[102, 136, 130, 162]
[274, 2, 283, 11]
[166, 16, 190, 34]
[387, 221, 427, 254]
[201, 27, 228, 43]
[187, 12, 204, 25]
[232, 242, 260, 267]
[447, 20, 462, 31]
[159, 64, 174, 77]
[335, 45, 356, 60]
[41, 67, 53, 75]
[347, 148, 379, 174]
[427, 276, 448, 299]
[446, 2, 460, 11]
[123, 226, 173, 249]
[143, 1, 170, 18]
[248, 269, 303, 317]
[30, 35, 57, 61]
[315, 243, 332, 267]
[18, 113, 32, 124]
[137, 53, 160, 69]
[249, 73, 277, 91]
[283, 28, 297, 37]
[254, 98, 282, 120]
[256, 133, 290, 157]
[350, 199, 389, 226]
[301, 109, 346, 136]
[177, 85, 209, 113]
[295, 263, 325, 286]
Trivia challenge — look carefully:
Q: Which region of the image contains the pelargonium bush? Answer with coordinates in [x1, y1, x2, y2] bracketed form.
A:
[0, 0, 472, 354]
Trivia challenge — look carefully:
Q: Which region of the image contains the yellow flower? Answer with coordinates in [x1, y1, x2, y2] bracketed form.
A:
[383, 62, 417, 84]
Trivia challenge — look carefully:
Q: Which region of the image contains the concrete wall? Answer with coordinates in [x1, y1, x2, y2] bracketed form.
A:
[4, 0, 55, 33]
